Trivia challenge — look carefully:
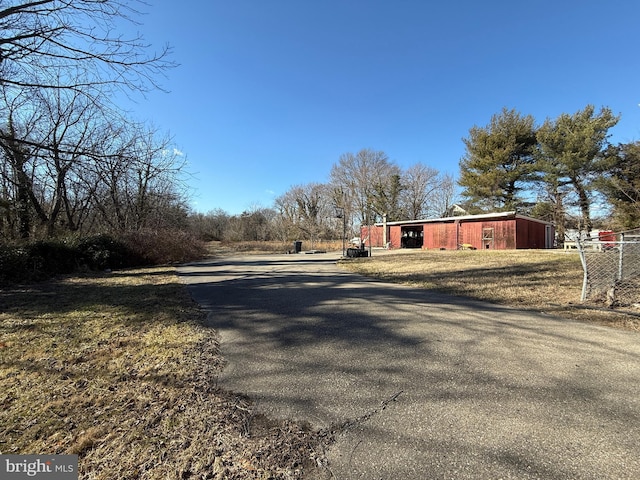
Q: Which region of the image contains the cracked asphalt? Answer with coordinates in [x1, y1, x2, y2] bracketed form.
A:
[177, 251, 640, 479]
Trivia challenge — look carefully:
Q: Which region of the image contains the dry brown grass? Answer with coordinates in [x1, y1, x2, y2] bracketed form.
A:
[340, 249, 640, 331]
[0, 268, 324, 479]
[206, 240, 343, 256]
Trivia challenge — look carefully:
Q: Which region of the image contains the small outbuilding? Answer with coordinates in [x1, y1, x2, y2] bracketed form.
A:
[361, 211, 555, 250]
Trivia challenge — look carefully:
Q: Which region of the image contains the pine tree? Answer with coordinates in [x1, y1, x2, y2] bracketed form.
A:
[459, 108, 537, 211]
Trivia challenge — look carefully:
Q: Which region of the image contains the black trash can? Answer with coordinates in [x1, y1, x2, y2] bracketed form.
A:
[293, 241, 302, 253]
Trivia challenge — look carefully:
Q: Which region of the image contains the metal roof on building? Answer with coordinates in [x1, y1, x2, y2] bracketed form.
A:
[375, 211, 554, 227]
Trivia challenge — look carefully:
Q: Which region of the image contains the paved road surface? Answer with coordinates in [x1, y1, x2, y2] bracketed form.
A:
[178, 252, 640, 479]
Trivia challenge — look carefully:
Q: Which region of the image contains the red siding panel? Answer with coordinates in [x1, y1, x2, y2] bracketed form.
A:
[460, 222, 482, 248]
[423, 222, 457, 249]
[456, 220, 517, 249]
[516, 218, 548, 248]
[389, 226, 402, 249]
[492, 220, 517, 249]
[361, 225, 384, 247]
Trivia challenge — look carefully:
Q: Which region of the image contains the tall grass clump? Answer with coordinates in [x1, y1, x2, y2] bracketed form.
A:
[123, 229, 208, 265]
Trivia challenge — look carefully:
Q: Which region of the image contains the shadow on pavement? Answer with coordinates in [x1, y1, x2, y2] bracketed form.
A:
[178, 254, 640, 479]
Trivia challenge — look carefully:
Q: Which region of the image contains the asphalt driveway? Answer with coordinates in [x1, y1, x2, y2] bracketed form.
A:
[177, 252, 640, 479]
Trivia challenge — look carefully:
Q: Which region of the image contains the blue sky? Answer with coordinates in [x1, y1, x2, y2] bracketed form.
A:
[127, 1, 640, 215]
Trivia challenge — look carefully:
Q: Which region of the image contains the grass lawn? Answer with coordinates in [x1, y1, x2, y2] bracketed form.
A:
[0, 267, 323, 479]
[339, 249, 640, 331]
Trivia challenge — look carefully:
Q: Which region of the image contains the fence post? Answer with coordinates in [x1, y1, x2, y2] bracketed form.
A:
[577, 240, 589, 302]
[618, 233, 624, 281]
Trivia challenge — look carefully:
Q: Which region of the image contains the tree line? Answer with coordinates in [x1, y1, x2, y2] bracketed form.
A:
[458, 106, 640, 240]
[188, 149, 456, 246]
[0, 1, 187, 242]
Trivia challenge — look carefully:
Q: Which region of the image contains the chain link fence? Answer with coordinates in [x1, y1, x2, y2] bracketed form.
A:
[577, 229, 640, 308]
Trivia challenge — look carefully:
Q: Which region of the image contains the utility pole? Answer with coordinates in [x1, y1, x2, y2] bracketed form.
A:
[335, 206, 346, 257]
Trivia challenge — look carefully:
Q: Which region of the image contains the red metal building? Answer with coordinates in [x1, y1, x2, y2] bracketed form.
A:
[361, 212, 555, 250]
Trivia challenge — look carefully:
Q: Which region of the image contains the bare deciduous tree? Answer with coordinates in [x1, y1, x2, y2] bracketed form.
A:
[275, 183, 335, 246]
[401, 163, 441, 220]
[0, 91, 43, 238]
[431, 173, 457, 217]
[0, 0, 174, 99]
[88, 123, 188, 233]
[0, 1, 184, 241]
[330, 148, 401, 225]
